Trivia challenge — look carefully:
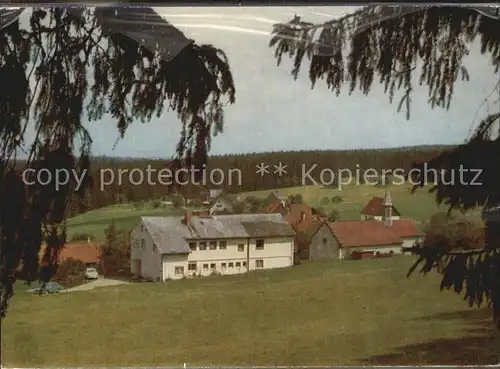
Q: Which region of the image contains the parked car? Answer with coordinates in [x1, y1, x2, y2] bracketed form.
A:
[28, 282, 64, 295]
[84, 267, 99, 280]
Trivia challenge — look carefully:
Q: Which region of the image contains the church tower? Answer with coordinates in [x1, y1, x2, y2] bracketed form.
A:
[382, 186, 393, 226]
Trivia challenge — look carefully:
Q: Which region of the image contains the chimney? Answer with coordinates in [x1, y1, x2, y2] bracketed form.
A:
[301, 211, 306, 222]
[184, 212, 192, 226]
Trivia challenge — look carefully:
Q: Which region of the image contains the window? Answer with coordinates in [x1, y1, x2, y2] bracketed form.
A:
[256, 260, 264, 268]
[221, 263, 227, 268]
[229, 262, 234, 268]
[209, 241, 217, 250]
[236, 262, 241, 268]
[141, 225, 144, 232]
[141, 239, 145, 249]
[210, 263, 216, 269]
[203, 264, 208, 270]
[199, 242, 207, 250]
[238, 244, 245, 252]
[243, 261, 247, 267]
[256, 239, 265, 250]
[175, 267, 184, 275]
[322, 236, 328, 245]
[189, 242, 197, 251]
[219, 240, 227, 249]
[188, 262, 197, 271]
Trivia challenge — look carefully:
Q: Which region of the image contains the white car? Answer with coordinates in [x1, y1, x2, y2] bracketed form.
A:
[84, 267, 99, 280]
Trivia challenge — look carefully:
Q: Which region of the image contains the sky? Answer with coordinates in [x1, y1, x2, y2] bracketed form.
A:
[18, 6, 500, 158]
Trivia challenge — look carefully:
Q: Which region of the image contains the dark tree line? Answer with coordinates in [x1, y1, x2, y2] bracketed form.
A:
[0, 7, 235, 316]
[269, 5, 500, 328]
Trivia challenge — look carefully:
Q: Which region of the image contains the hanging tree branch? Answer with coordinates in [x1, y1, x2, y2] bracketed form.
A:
[269, 5, 500, 329]
[0, 7, 235, 317]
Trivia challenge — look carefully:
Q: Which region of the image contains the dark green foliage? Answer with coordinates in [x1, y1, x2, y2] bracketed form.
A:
[269, 5, 500, 329]
[101, 220, 129, 276]
[288, 194, 304, 204]
[233, 202, 245, 214]
[321, 197, 330, 206]
[0, 7, 235, 316]
[171, 196, 184, 208]
[327, 208, 339, 222]
[312, 207, 326, 218]
[331, 195, 343, 204]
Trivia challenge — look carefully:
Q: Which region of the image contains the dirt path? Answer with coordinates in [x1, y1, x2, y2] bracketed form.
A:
[63, 278, 129, 292]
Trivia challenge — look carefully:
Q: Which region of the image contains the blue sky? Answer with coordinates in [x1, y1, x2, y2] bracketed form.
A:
[20, 7, 500, 158]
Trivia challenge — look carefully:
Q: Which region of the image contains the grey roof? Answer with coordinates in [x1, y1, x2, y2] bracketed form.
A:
[141, 213, 295, 255]
[209, 189, 223, 199]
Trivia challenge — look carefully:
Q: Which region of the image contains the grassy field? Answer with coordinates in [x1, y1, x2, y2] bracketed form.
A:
[66, 202, 189, 241]
[2, 257, 499, 366]
[65, 183, 483, 242]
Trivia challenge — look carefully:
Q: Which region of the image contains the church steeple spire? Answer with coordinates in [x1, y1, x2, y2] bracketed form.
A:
[382, 186, 393, 226]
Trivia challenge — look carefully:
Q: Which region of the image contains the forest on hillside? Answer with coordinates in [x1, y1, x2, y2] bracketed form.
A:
[26, 145, 449, 218]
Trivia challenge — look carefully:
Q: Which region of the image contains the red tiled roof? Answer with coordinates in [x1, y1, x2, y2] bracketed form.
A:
[284, 204, 313, 225]
[361, 197, 401, 217]
[328, 220, 403, 248]
[40, 243, 102, 264]
[390, 219, 423, 238]
[263, 199, 284, 213]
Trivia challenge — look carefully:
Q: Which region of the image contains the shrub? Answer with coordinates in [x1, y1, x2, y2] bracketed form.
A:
[331, 195, 343, 204]
[327, 208, 339, 222]
[53, 258, 87, 288]
[321, 197, 330, 205]
[288, 194, 304, 204]
[101, 221, 130, 276]
[172, 196, 184, 208]
[312, 206, 326, 217]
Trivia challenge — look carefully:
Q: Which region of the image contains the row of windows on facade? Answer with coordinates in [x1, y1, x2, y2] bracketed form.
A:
[188, 239, 265, 251]
[174, 259, 264, 275]
[134, 237, 265, 251]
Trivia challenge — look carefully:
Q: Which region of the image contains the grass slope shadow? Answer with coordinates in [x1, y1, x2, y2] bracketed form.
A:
[359, 308, 500, 365]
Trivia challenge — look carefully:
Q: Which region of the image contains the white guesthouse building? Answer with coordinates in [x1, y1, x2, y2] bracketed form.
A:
[130, 212, 295, 281]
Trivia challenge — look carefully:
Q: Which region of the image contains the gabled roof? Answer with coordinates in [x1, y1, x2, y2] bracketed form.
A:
[328, 219, 422, 248]
[263, 199, 286, 213]
[40, 243, 102, 264]
[389, 219, 423, 238]
[361, 197, 401, 217]
[328, 221, 403, 248]
[263, 191, 286, 207]
[284, 204, 314, 226]
[141, 213, 295, 255]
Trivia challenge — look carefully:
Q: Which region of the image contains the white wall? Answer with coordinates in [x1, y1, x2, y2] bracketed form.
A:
[247, 236, 294, 271]
[338, 244, 403, 260]
[401, 237, 421, 254]
[366, 215, 401, 221]
[161, 236, 294, 280]
[130, 220, 163, 281]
